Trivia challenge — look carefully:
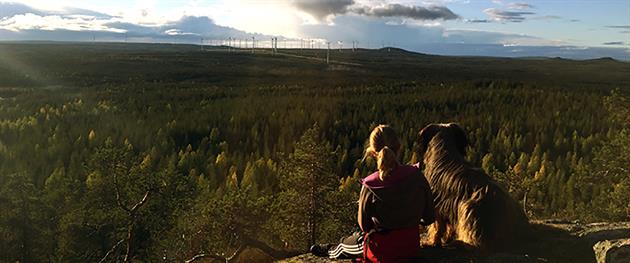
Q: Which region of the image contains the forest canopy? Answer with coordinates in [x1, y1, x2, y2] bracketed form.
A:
[0, 43, 628, 262]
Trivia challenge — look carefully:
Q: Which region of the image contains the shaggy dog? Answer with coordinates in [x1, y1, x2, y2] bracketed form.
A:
[417, 123, 529, 251]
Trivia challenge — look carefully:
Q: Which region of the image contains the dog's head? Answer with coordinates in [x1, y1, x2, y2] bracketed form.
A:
[417, 123, 468, 159]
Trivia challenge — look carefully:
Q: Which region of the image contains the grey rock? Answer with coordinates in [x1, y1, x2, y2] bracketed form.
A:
[278, 222, 630, 263]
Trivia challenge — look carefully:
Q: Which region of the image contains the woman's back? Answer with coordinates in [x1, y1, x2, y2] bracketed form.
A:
[358, 164, 435, 263]
[359, 165, 434, 231]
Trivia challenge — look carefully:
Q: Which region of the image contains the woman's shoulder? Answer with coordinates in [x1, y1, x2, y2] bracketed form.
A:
[360, 171, 383, 188]
[361, 164, 422, 189]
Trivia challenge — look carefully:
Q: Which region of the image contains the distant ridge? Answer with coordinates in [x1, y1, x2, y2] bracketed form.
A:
[0, 41, 628, 89]
[1, 40, 628, 63]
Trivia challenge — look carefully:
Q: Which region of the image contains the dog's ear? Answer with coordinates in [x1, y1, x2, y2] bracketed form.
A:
[417, 124, 440, 159]
[447, 123, 468, 156]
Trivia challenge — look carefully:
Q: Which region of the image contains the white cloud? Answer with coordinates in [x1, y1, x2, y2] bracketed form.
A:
[0, 13, 125, 32]
[163, 28, 198, 36]
[507, 3, 534, 10]
[483, 8, 535, 22]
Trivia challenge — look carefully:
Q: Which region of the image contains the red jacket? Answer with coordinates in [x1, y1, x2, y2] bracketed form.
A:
[358, 164, 435, 263]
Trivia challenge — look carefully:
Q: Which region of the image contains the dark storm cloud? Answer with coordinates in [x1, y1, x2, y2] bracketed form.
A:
[353, 4, 459, 20]
[292, 0, 459, 21]
[484, 8, 535, 22]
[292, 0, 355, 20]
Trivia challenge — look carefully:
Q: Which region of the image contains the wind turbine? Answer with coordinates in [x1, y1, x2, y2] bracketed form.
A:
[252, 36, 255, 54]
[326, 42, 330, 64]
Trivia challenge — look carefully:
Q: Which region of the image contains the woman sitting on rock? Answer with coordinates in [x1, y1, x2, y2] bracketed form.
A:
[311, 124, 435, 262]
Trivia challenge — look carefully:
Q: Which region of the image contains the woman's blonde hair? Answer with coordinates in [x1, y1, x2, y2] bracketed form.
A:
[364, 125, 402, 181]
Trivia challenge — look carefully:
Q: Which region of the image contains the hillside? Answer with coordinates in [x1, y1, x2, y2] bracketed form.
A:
[0, 42, 628, 262]
[1, 42, 629, 89]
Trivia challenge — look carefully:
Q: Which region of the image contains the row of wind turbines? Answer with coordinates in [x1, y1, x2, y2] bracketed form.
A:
[199, 37, 398, 63]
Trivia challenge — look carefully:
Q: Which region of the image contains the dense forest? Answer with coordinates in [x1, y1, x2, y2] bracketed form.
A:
[0, 43, 629, 262]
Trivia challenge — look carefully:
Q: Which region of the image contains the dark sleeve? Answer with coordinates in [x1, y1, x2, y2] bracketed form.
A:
[419, 176, 436, 226]
[357, 185, 373, 232]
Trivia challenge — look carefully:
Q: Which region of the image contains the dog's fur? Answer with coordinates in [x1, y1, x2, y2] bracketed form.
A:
[417, 123, 530, 251]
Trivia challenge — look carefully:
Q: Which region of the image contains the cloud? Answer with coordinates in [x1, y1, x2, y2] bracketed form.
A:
[466, 19, 490, 23]
[605, 25, 630, 29]
[0, 2, 42, 18]
[481, 1, 537, 23]
[531, 15, 561, 20]
[0, 13, 124, 33]
[0, 2, 272, 41]
[353, 4, 459, 20]
[1, 1, 628, 60]
[483, 8, 535, 22]
[0, 2, 114, 19]
[603, 41, 624, 45]
[57, 7, 115, 19]
[605, 25, 630, 35]
[0, 5, 268, 43]
[298, 15, 547, 49]
[293, 0, 459, 22]
[506, 3, 534, 9]
[292, 0, 355, 20]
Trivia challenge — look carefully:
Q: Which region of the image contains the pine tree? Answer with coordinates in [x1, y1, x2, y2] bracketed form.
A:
[274, 124, 338, 250]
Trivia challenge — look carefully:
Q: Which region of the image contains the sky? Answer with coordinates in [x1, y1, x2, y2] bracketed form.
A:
[0, 0, 629, 59]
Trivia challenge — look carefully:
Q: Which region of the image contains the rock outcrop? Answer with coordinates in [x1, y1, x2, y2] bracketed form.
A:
[593, 239, 630, 263]
[277, 221, 630, 263]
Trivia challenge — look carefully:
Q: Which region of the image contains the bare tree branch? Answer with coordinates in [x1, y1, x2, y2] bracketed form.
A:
[185, 244, 244, 263]
[185, 253, 209, 263]
[122, 190, 152, 263]
[123, 221, 134, 263]
[130, 190, 151, 213]
[98, 238, 125, 263]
